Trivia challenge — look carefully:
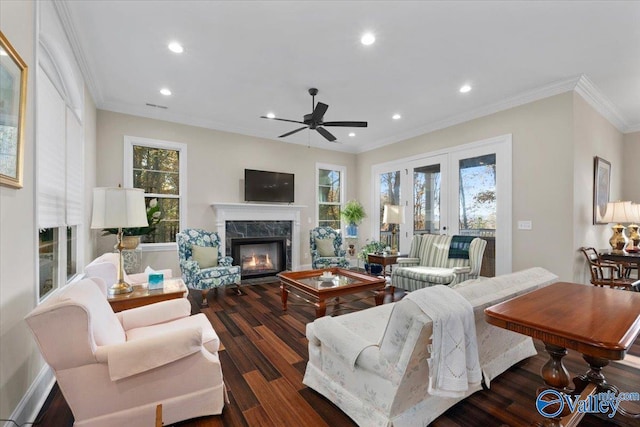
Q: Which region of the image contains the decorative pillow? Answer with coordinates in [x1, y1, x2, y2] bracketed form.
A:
[315, 238, 336, 257]
[192, 245, 218, 268]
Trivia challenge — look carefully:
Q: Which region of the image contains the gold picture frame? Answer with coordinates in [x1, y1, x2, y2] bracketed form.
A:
[0, 31, 28, 189]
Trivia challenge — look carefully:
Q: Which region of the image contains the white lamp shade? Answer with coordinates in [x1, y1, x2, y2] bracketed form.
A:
[383, 205, 405, 224]
[599, 201, 633, 224]
[91, 187, 149, 229]
[628, 203, 640, 224]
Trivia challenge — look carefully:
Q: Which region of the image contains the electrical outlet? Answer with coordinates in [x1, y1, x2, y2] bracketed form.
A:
[518, 220, 532, 230]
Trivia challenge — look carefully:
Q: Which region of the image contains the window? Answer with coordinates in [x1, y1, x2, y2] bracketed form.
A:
[316, 164, 346, 231]
[379, 170, 401, 247]
[124, 136, 187, 248]
[36, 65, 84, 300]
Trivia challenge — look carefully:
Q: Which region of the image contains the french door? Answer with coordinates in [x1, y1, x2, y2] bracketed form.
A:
[373, 135, 512, 276]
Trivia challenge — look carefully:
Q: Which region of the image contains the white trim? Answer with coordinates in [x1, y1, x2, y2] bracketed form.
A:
[53, 0, 103, 105]
[315, 163, 347, 232]
[370, 134, 512, 274]
[4, 366, 55, 427]
[574, 74, 629, 133]
[123, 135, 187, 247]
[211, 203, 306, 271]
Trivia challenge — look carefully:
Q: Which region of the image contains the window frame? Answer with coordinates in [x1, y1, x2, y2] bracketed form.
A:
[124, 136, 187, 251]
[315, 163, 346, 232]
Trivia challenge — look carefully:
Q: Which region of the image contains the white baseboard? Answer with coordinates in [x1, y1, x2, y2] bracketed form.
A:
[4, 366, 55, 427]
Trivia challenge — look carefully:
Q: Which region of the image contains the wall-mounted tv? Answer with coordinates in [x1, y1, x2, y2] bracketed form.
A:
[244, 169, 295, 203]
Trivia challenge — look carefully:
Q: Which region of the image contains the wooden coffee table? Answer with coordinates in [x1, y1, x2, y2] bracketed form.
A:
[107, 278, 188, 312]
[277, 268, 386, 318]
[485, 282, 640, 426]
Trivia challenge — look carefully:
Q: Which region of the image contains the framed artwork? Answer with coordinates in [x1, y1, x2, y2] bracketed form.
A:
[0, 31, 28, 189]
[593, 156, 611, 224]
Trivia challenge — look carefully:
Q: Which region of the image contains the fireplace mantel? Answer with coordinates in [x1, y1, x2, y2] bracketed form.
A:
[211, 203, 306, 270]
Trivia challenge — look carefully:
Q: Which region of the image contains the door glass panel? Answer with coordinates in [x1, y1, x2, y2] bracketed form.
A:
[379, 171, 401, 248]
[413, 164, 441, 235]
[459, 153, 496, 276]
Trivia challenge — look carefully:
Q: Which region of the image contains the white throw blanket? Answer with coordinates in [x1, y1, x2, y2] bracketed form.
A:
[314, 315, 376, 370]
[405, 285, 481, 397]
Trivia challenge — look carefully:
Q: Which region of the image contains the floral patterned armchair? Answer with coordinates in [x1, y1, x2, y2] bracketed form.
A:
[310, 226, 350, 269]
[176, 229, 241, 303]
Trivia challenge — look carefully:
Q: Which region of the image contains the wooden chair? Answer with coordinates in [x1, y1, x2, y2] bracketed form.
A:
[580, 247, 640, 290]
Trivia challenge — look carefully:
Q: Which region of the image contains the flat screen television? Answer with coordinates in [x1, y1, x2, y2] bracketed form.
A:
[244, 169, 295, 203]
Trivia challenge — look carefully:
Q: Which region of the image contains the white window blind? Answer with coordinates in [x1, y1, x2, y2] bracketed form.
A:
[37, 69, 66, 228]
[65, 108, 83, 225]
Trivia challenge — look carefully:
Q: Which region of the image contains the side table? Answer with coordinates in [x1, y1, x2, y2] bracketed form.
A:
[366, 253, 405, 277]
[107, 278, 188, 312]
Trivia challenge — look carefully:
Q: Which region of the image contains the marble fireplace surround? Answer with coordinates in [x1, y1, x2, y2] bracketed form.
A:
[211, 203, 306, 271]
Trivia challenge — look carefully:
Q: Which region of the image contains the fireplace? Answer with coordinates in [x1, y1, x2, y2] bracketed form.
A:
[231, 237, 287, 279]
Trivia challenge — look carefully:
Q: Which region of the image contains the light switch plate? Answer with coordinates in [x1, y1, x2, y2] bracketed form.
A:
[518, 220, 532, 230]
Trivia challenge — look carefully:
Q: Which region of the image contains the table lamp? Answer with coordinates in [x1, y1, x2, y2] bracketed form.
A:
[599, 201, 632, 254]
[383, 204, 405, 254]
[91, 187, 148, 294]
[625, 203, 640, 253]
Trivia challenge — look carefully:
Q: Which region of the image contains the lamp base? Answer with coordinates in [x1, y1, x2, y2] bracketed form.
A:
[109, 280, 133, 295]
[609, 223, 626, 254]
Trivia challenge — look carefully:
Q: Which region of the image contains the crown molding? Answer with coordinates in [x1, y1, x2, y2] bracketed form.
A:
[99, 101, 360, 154]
[573, 74, 628, 133]
[358, 75, 582, 153]
[626, 123, 640, 133]
[53, 0, 103, 105]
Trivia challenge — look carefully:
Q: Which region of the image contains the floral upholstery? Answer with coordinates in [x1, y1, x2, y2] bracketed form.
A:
[176, 229, 241, 291]
[310, 226, 350, 269]
[304, 267, 559, 426]
[392, 234, 486, 291]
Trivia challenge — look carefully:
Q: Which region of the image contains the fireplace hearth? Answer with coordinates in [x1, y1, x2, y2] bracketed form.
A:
[231, 237, 287, 279]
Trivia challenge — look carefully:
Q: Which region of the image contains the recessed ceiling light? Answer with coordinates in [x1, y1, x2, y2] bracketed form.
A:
[160, 88, 172, 96]
[348, 132, 356, 137]
[392, 113, 401, 120]
[266, 112, 275, 119]
[0, 49, 7, 56]
[361, 32, 376, 46]
[168, 42, 184, 53]
[459, 84, 472, 93]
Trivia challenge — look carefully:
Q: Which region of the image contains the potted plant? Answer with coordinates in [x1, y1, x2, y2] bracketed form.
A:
[358, 239, 387, 275]
[341, 200, 367, 237]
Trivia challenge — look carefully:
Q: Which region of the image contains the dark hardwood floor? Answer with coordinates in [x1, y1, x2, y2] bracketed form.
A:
[37, 282, 640, 426]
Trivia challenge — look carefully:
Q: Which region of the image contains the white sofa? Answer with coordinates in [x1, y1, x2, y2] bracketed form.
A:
[25, 278, 226, 426]
[303, 267, 559, 427]
[84, 252, 173, 295]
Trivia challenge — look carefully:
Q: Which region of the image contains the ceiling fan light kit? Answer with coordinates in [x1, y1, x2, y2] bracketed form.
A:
[261, 88, 367, 142]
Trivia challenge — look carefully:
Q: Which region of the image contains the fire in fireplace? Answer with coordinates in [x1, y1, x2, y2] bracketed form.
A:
[231, 237, 287, 279]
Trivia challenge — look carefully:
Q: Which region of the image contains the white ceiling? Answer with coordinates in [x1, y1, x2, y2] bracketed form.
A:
[61, 1, 640, 153]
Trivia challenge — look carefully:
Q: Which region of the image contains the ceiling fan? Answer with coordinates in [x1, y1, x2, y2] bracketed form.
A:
[260, 88, 367, 142]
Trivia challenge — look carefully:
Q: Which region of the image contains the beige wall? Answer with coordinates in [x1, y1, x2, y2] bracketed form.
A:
[0, 0, 41, 419]
[357, 93, 577, 280]
[572, 93, 625, 282]
[95, 110, 358, 273]
[623, 131, 640, 203]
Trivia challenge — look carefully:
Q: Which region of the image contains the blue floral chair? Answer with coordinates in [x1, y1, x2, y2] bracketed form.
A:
[176, 229, 241, 304]
[310, 226, 350, 269]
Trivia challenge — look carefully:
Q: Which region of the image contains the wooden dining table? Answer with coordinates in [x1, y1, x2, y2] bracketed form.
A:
[485, 282, 640, 426]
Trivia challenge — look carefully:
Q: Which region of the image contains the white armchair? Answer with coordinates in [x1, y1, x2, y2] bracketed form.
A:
[84, 252, 173, 295]
[25, 278, 226, 427]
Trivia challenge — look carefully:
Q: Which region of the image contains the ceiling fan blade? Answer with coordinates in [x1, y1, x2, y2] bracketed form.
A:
[311, 102, 329, 123]
[260, 116, 305, 124]
[278, 126, 308, 138]
[316, 126, 336, 142]
[322, 121, 368, 128]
